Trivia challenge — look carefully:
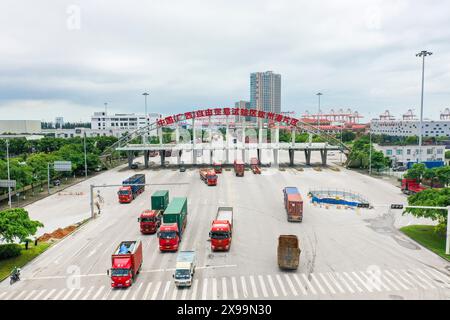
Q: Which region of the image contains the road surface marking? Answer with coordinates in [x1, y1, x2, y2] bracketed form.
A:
[190, 279, 199, 300]
[417, 269, 445, 289]
[132, 283, 144, 300]
[240, 276, 249, 298]
[0, 292, 7, 299]
[266, 275, 279, 297]
[351, 272, 372, 292]
[258, 275, 269, 297]
[62, 288, 75, 300]
[407, 269, 434, 289]
[284, 274, 298, 296]
[24, 290, 37, 300]
[181, 286, 189, 300]
[401, 270, 427, 289]
[161, 281, 171, 300]
[201, 278, 208, 300]
[92, 286, 105, 300]
[384, 270, 408, 290]
[275, 274, 288, 296]
[327, 273, 345, 294]
[33, 289, 47, 300]
[423, 269, 450, 288]
[381, 273, 399, 291]
[342, 272, 363, 292]
[249, 276, 259, 298]
[71, 288, 85, 300]
[142, 282, 153, 300]
[302, 274, 317, 295]
[3, 291, 16, 300]
[310, 274, 326, 294]
[171, 285, 178, 300]
[334, 273, 354, 293]
[111, 288, 122, 300]
[212, 278, 218, 300]
[292, 274, 308, 295]
[13, 290, 27, 300]
[319, 273, 336, 294]
[43, 289, 56, 300]
[222, 277, 228, 299]
[391, 269, 415, 289]
[52, 288, 66, 300]
[231, 277, 238, 299]
[359, 272, 384, 292]
[82, 286, 94, 300]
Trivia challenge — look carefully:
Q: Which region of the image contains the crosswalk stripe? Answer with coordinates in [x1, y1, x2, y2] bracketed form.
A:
[71, 288, 85, 300]
[231, 277, 238, 299]
[14, 290, 27, 300]
[334, 272, 354, 293]
[201, 278, 208, 300]
[212, 278, 218, 300]
[191, 279, 199, 300]
[33, 290, 47, 300]
[401, 270, 428, 289]
[171, 285, 178, 300]
[121, 288, 131, 300]
[409, 269, 435, 289]
[151, 281, 162, 300]
[352, 272, 372, 292]
[326, 273, 345, 294]
[417, 269, 445, 289]
[161, 281, 171, 300]
[267, 275, 279, 297]
[381, 273, 399, 291]
[82, 287, 94, 300]
[0, 292, 7, 299]
[275, 274, 288, 296]
[62, 288, 75, 300]
[222, 278, 228, 300]
[43, 289, 56, 300]
[258, 275, 269, 297]
[391, 269, 415, 289]
[342, 272, 363, 292]
[142, 283, 153, 300]
[423, 269, 450, 287]
[310, 274, 326, 294]
[3, 291, 16, 300]
[132, 283, 144, 300]
[249, 276, 259, 298]
[181, 286, 189, 300]
[359, 272, 384, 292]
[240, 276, 249, 298]
[319, 273, 336, 294]
[102, 288, 113, 300]
[293, 274, 308, 295]
[284, 274, 298, 296]
[24, 290, 37, 300]
[302, 274, 317, 295]
[52, 288, 66, 300]
[91, 286, 105, 300]
[384, 270, 408, 290]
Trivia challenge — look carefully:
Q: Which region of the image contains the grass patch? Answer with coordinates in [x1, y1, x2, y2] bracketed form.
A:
[0, 242, 51, 281]
[400, 225, 450, 261]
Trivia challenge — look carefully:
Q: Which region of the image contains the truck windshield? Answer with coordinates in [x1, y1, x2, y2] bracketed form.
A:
[111, 268, 129, 277]
[211, 231, 230, 239]
[175, 269, 190, 279]
[141, 217, 155, 222]
[207, 175, 217, 179]
[160, 231, 177, 239]
[118, 190, 130, 195]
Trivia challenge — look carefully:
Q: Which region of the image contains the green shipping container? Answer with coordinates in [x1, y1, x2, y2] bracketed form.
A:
[163, 197, 188, 234]
[151, 190, 169, 211]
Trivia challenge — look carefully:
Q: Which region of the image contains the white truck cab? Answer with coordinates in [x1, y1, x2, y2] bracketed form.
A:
[173, 251, 196, 287]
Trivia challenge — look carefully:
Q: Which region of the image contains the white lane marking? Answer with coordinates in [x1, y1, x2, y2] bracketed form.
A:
[417, 269, 445, 289]
[24, 290, 37, 300]
[191, 279, 199, 300]
[212, 278, 218, 300]
[33, 290, 47, 300]
[240, 276, 249, 298]
[201, 278, 208, 300]
[0, 292, 7, 299]
[423, 269, 450, 287]
[14, 290, 27, 300]
[292, 274, 308, 295]
[92, 286, 105, 300]
[384, 270, 408, 290]
[151, 281, 162, 300]
[391, 269, 415, 289]
[142, 283, 152, 300]
[334, 272, 354, 294]
[62, 288, 75, 300]
[381, 273, 400, 291]
[351, 272, 372, 292]
[327, 273, 345, 294]
[82, 287, 94, 300]
[359, 271, 384, 292]
[302, 274, 317, 295]
[160, 281, 171, 300]
[71, 288, 85, 300]
[401, 270, 427, 289]
[132, 283, 144, 300]
[231, 277, 238, 299]
[319, 273, 336, 294]
[310, 274, 326, 294]
[284, 274, 298, 296]
[52, 288, 66, 300]
[275, 274, 288, 296]
[258, 275, 269, 298]
[111, 288, 122, 300]
[410, 269, 435, 289]
[171, 285, 178, 300]
[249, 276, 259, 298]
[266, 275, 279, 297]
[181, 286, 189, 300]
[221, 277, 228, 300]
[43, 289, 56, 300]
[3, 291, 16, 300]
[342, 272, 363, 292]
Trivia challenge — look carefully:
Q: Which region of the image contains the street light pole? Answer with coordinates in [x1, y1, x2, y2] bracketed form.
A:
[6, 139, 11, 208]
[83, 131, 88, 178]
[316, 92, 323, 129]
[416, 50, 433, 163]
[142, 92, 149, 116]
[369, 120, 372, 175]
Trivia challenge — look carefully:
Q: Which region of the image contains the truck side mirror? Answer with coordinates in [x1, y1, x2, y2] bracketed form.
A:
[137, 218, 140, 222]
[157, 232, 160, 238]
[107, 269, 109, 276]
[172, 274, 174, 278]
[209, 232, 212, 238]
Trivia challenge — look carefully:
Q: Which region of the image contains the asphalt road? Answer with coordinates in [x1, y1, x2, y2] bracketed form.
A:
[0, 151, 449, 300]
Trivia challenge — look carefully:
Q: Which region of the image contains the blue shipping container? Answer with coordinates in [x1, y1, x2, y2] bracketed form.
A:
[407, 161, 445, 169]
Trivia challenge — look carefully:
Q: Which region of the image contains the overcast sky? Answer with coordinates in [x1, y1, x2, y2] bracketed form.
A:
[0, 0, 449, 122]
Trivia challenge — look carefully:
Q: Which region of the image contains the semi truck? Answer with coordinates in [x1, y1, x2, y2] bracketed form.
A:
[200, 168, 218, 186]
[250, 157, 261, 174]
[118, 174, 146, 203]
[173, 251, 196, 287]
[283, 187, 303, 222]
[277, 235, 300, 270]
[138, 210, 162, 234]
[213, 162, 222, 174]
[401, 178, 426, 195]
[151, 190, 169, 211]
[158, 197, 188, 252]
[108, 240, 143, 288]
[210, 207, 233, 251]
[234, 160, 245, 177]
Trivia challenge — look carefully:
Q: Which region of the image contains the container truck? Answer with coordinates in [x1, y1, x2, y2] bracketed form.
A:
[407, 161, 445, 169]
[118, 174, 146, 203]
[210, 207, 233, 251]
[173, 251, 196, 287]
[234, 160, 245, 177]
[158, 197, 188, 251]
[401, 178, 427, 195]
[108, 240, 143, 288]
[250, 157, 261, 174]
[151, 190, 169, 211]
[283, 187, 303, 222]
[278, 235, 300, 270]
[138, 210, 162, 234]
[200, 168, 218, 186]
[213, 162, 222, 174]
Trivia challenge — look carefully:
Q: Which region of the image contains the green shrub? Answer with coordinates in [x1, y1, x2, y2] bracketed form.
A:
[0, 244, 22, 260]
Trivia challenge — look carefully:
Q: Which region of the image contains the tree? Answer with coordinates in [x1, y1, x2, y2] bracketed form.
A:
[340, 130, 356, 143]
[435, 166, 450, 187]
[404, 163, 426, 180]
[0, 208, 43, 243]
[445, 151, 450, 160]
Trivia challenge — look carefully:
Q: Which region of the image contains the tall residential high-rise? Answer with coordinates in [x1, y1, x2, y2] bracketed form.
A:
[250, 71, 281, 115]
[234, 100, 252, 122]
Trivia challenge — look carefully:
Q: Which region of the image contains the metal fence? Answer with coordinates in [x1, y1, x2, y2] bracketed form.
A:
[308, 188, 369, 207]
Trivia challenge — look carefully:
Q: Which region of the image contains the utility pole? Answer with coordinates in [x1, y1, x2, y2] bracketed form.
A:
[6, 139, 11, 208]
[84, 131, 88, 177]
[316, 92, 323, 129]
[47, 162, 50, 195]
[416, 50, 433, 163]
[369, 120, 372, 175]
[142, 92, 149, 116]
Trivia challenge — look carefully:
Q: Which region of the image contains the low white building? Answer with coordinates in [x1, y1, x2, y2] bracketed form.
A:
[374, 144, 446, 165]
[91, 111, 161, 132]
[371, 119, 450, 137]
[0, 120, 41, 134]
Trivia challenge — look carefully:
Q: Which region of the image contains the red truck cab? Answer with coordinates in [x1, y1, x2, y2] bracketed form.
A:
[109, 240, 143, 288]
[138, 210, 161, 234]
[118, 186, 133, 203]
[213, 162, 222, 174]
[210, 221, 232, 251]
[200, 169, 218, 186]
[234, 160, 245, 177]
[158, 223, 180, 251]
[401, 178, 426, 195]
